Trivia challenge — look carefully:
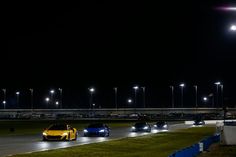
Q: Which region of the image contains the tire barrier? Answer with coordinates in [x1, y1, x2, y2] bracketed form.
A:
[169, 134, 220, 157]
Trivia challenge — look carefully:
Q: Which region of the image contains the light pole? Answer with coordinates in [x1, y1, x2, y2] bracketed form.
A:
[58, 88, 63, 109]
[220, 84, 224, 108]
[133, 86, 139, 109]
[29, 89, 33, 110]
[208, 93, 214, 108]
[193, 85, 198, 108]
[141, 87, 146, 108]
[2, 89, 6, 109]
[88, 87, 95, 109]
[170, 86, 174, 108]
[50, 90, 55, 107]
[179, 83, 185, 108]
[114, 87, 117, 109]
[16, 92, 20, 109]
[214, 82, 221, 108]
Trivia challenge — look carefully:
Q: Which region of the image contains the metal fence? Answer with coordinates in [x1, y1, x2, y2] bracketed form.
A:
[169, 134, 220, 157]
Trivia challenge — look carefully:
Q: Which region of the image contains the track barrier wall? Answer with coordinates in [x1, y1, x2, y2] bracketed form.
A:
[169, 134, 220, 157]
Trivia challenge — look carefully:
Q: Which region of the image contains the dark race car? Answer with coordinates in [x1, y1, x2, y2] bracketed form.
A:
[131, 122, 151, 132]
[193, 119, 205, 126]
[153, 121, 168, 130]
[83, 123, 110, 137]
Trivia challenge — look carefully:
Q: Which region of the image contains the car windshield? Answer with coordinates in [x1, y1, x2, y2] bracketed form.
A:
[88, 124, 104, 128]
[48, 124, 67, 130]
[134, 123, 147, 127]
[156, 121, 165, 125]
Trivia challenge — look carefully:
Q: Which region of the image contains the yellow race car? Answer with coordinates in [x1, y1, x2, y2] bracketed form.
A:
[42, 123, 78, 141]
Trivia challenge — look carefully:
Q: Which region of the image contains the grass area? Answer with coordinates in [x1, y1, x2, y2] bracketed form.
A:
[199, 144, 236, 157]
[0, 120, 135, 136]
[12, 127, 215, 157]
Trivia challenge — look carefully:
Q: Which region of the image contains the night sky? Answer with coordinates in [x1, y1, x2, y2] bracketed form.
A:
[3, 1, 236, 108]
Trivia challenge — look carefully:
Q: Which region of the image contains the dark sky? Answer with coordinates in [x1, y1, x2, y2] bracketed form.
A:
[3, 0, 236, 108]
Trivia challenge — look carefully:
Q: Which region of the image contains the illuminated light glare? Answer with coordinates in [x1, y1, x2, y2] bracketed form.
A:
[45, 97, 50, 102]
[129, 132, 137, 137]
[38, 142, 50, 150]
[152, 130, 159, 133]
[89, 88, 95, 92]
[127, 99, 132, 103]
[99, 129, 105, 133]
[143, 126, 148, 130]
[58, 142, 70, 148]
[83, 129, 88, 133]
[80, 137, 90, 142]
[179, 83, 185, 87]
[230, 25, 236, 31]
[216, 7, 236, 11]
[97, 137, 107, 142]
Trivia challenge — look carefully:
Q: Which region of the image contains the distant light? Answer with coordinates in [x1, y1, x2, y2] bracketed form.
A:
[214, 82, 221, 85]
[92, 103, 95, 106]
[179, 83, 185, 87]
[133, 86, 139, 90]
[89, 88, 95, 93]
[55, 101, 59, 105]
[16, 92, 20, 95]
[128, 99, 132, 103]
[203, 97, 208, 101]
[50, 90, 55, 94]
[2, 101, 6, 104]
[230, 25, 236, 31]
[45, 97, 50, 102]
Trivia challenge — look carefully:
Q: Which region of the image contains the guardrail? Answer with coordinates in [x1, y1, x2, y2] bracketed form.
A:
[169, 134, 220, 157]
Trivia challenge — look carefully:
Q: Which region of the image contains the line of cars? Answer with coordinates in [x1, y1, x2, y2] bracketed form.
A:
[42, 119, 206, 141]
[42, 121, 171, 141]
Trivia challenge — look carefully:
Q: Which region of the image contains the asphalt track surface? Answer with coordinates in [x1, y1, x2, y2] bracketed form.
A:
[0, 123, 190, 157]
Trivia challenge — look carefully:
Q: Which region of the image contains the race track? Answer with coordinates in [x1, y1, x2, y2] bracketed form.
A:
[0, 123, 189, 157]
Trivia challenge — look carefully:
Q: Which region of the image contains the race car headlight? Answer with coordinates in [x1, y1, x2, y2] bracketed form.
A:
[131, 126, 135, 130]
[62, 132, 68, 136]
[99, 129, 105, 133]
[84, 129, 88, 133]
[154, 125, 157, 127]
[163, 124, 167, 128]
[43, 132, 47, 136]
[143, 126, 148, 130]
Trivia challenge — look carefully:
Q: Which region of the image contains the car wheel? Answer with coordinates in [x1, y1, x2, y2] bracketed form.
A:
[73, 132, 78, 141]
[67, 133, 71, 141]
[42, 137, 47, 141]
